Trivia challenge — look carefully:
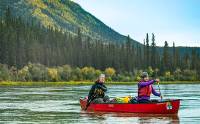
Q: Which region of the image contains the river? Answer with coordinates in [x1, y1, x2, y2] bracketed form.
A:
[0, 84, 200, 124]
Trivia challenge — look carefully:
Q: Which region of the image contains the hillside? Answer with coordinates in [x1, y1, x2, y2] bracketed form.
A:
[0, 0, 199, 80]
[0, 0, 140, 45]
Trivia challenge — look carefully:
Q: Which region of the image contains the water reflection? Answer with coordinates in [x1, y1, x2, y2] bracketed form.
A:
[80, 111, 180, 124]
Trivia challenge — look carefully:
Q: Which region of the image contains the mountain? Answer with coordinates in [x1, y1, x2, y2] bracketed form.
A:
[0, 0, 199, 73]
[0, 0, 140, 45]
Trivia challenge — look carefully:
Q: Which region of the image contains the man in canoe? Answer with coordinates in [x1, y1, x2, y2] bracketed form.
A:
[87, 74, 109, 104]
[137, 72, 162, 103]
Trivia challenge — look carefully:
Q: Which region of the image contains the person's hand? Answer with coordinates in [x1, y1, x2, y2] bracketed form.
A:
[155, 79, 160, 83]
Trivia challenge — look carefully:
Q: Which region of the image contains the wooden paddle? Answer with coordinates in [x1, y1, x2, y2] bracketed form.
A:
[85, 94, 96, 110]
[157, 81, 163, 101]
[152, 72, 163, 101]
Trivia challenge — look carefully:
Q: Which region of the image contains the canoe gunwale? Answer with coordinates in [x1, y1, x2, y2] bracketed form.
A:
[80, 98, 181, 105]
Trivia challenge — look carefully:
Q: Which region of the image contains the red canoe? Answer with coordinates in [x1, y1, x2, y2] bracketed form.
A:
[80, 98, 180, 114]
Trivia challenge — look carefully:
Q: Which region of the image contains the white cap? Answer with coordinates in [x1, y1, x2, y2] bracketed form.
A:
[99, 74, 105, 78]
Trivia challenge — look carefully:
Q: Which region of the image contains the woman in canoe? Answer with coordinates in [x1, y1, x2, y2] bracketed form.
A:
[87, 74, 109, 103]
[137, 72, 162, 103]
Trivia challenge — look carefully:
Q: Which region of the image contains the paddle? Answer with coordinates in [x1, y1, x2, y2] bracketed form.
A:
[157, 81, 163, 101]
[85, 94, 96, 110]
[152, 72, 163, 101]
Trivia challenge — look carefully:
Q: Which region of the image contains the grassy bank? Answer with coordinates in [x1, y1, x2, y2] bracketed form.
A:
[0, 81, 200, 86]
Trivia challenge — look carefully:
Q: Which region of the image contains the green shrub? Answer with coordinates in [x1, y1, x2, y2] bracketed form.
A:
[81, 67, 96, 81]
[58, 65, 72, 81]
[27, 63, 48, 81]
[48, 68, 59, 82]
[71, 67, 82, 81]
[18, 66, 31, 81]
[181, 69, 197, 81]
[0, 64, 11, 81]
[163, 71, 175, 81]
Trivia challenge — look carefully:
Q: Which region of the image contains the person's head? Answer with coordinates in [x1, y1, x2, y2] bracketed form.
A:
[141, 72, 149, 81]
[99, 74, 105, 83]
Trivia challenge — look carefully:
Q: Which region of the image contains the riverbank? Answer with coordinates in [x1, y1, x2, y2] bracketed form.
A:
[0, 81, 200, 86]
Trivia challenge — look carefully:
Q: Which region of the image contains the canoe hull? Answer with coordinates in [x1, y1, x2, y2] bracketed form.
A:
[80, 98, 180, 114]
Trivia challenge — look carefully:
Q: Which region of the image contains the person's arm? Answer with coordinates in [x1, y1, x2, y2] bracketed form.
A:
[138, 80, 155, 88]
[88, 85, 95, 101]
[97, 84, 107, 92]
[152, 86, 161, 97]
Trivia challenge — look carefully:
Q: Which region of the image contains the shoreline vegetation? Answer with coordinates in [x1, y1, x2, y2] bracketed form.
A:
[0, 81, 200, 87]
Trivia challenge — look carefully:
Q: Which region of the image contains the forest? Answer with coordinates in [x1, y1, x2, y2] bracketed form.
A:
[0, 8, 199, 82]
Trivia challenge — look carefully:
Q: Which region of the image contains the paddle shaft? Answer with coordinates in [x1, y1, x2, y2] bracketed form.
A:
[157, 82, 162, 100]
[152, 72, 162, 100]
[85, 94, 96, 110]
[85, 99, 92, 110]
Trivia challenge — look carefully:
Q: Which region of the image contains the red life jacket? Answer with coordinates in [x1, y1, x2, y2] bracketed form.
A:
[138, 80, 152, 97]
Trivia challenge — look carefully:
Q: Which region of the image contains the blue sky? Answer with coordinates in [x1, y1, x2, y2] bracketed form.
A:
[74, 0, 200, 47]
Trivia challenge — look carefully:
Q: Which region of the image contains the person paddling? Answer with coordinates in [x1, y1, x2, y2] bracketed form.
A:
[137, 72, 162, 103]
[87, 74, 109, 104]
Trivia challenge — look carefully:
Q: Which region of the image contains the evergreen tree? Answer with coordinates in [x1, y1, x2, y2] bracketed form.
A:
[191, 48, 197, 70]
[162, 41, 171, 72]
[126, 35, 132, 72]
[183, 52, 190, 69]
[143, 39, 146, 69]
[145, 33, 150, 67]
[151, 33, 156, 68]
[172, 42, 176, 70]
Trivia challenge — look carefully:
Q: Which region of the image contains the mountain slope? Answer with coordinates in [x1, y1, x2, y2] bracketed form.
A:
[0, 0, 140, 44]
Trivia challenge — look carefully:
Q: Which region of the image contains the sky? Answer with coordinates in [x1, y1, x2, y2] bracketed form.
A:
[74, 0, 200, 47]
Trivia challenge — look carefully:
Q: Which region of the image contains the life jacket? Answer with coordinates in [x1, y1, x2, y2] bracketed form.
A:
[93, 80, 105, 98]
[94, 88, 104, 97]
[138, 80, 152, 97]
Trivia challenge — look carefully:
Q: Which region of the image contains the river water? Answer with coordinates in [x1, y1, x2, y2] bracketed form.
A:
[0, 84, 200, 124]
